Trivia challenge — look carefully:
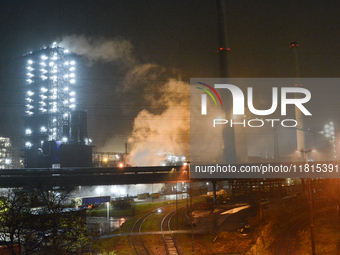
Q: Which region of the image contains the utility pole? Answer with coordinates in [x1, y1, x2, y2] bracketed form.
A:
[299, 149, 316, 255]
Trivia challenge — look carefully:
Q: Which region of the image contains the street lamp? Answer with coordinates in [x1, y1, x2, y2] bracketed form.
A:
[296, 149, 316, 255]
[107, 202, 110, 255]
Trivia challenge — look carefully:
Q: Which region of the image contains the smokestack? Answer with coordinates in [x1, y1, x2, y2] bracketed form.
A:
[216, 0, 238, 164]
[216, 0, 230, 77]
[290, 42, 306, 154]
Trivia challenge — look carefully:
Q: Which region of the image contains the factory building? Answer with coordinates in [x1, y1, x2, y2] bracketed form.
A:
[23, 43, 92, 168]
[0, 137, 21, 169]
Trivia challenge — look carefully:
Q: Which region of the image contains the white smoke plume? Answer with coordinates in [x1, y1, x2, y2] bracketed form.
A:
[59, 35, 190, 166]
[127, 79, 190, 166]
[59, 35, 135, 66]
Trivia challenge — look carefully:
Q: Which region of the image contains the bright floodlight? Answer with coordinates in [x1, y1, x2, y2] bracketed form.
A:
[64, 49, 69, 53]
[69, 91, 75, 96]
[70, 61, 75, 65]
[28, 60, 33, 64]
[40, 126, 47, 132]
[69, 73, 75, 77]
[25, 129, 32, 135]
[69, 98, 75, 103]
[41, 55, 48, 60]
[70, 79, 75, 84]
[62, 137, 68, 142]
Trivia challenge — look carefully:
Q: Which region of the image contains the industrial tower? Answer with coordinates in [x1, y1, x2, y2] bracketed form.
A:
[23, 43, 91, 168]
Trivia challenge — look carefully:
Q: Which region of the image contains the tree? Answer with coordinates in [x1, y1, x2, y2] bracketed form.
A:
[0, 188, 89, 254]
[0, 189, 44, 254]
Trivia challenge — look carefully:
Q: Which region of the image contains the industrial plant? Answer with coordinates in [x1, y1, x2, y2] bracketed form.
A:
[23, 43, 92, 168]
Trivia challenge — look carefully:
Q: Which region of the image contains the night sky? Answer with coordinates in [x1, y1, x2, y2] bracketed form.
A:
[1, 0, 340, 156]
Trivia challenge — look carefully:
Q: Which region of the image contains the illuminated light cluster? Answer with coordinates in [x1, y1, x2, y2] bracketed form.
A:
[160, 154, 187, 166]
[320, 122, 337, 159]
[25, 141, 32, 148]
[24, 43, 77, 146]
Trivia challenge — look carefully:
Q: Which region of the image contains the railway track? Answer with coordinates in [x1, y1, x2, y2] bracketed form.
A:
[161, 208, 182, 255]
[274, 207, 331, 255]
[130, 210, 156, 255]
[275, 216, 308, 255]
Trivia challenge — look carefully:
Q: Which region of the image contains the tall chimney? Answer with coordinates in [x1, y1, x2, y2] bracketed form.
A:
[216, 0, 237, 164]
[290, 42, 306, 155]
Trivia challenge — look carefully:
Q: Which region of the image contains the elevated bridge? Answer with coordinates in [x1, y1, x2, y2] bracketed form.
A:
[0, 166, 189, 188]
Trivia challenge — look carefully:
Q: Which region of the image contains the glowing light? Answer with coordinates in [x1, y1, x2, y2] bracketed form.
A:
[40, 69, 47, 73]
[69, 73, 75, 77]
[69, 91, 75, 96]
[5, 159, 11, 165]
[64, 49, 69, 53]
[25, 129, 32, 135]
[40, 62, 46, 66]
[41, 55, 48, 60]
[40, 126, 47, 132]
[27, 60, 33, 64]
[49, 62, 54, 67]
[27, 91, 34, 96]
[64, 61, 69, 66]
[70, 79, 75, 84]
[69, 67, 75, 71]
[62, 137, 68, 142]
[69, 98, 75, 103]
[26, 79, 33, 84]
[25, 142, 32, 148]
[41, 87, 48, 93]
[69, 104, 75, 109]
[64, 87, 69, 91]
[70, 61, 75, 65]
[118, 162, 124, 168]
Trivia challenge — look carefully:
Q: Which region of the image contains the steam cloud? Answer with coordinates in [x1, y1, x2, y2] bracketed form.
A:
[59, 35, 135, 66]
[59, 35, 190, 166]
